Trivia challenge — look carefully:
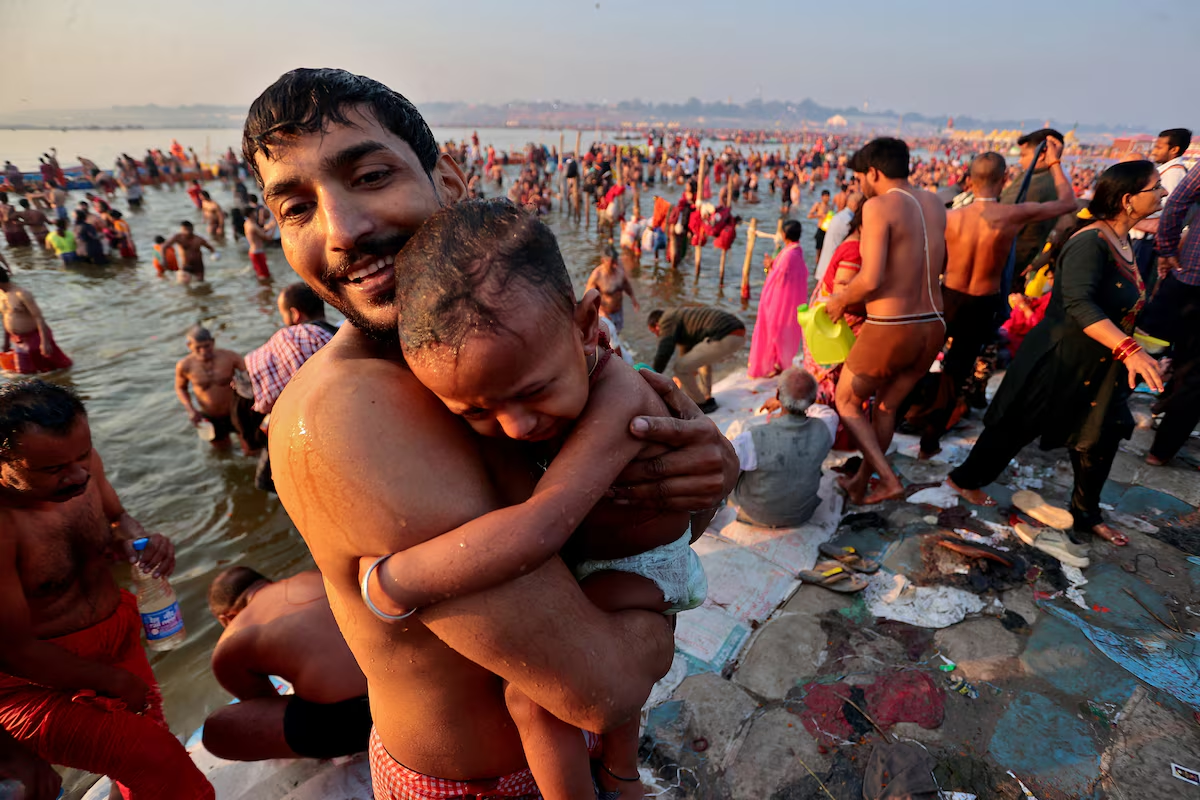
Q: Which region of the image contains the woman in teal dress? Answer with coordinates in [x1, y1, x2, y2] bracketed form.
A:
[947, 161, 1166, 546]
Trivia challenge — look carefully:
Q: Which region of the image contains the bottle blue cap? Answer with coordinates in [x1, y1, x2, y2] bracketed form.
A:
[132, 537, 149, 552]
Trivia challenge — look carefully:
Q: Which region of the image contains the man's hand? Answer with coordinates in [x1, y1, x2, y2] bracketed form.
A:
[187, 408, 204, 426]
[119, 531, 175, 578]
[1159, 255, 1179, 280]
[0, 730, 62, 800]
[101, 668, 150, 714]
[1044, 137, 1064, 164]
[610, 370, 738, 511]
[824, 293, 847, 323]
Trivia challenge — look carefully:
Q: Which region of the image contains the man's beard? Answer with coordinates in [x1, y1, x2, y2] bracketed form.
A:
[337, 296, 398, 343]
[322, 231, 412, 343]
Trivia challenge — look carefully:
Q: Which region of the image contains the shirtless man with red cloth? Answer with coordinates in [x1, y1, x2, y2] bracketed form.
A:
[245, 68, 738, 799]
[826, 138, 947, 505]
[0, 379, 212, 799]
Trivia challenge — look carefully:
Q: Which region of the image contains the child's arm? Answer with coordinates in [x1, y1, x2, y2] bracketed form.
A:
[365, 361, 659, 617]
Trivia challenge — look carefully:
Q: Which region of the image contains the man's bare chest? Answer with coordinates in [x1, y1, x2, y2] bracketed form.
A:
[10, 491, 110, 599]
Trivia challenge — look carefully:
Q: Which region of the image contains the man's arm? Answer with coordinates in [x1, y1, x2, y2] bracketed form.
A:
[211, 634, 280, 701]
[200, 236, 215, 253]
[271, 362, 672, 732]
[175, 361, 202, 424]
[1005, 155, 1076, 226]
[0, 529, 149, 711]
[650, 314, 679, 373]
[162, 233, 181, 249]
[827, 197, 887, 319]
[621, 272, 640, 310]
[367, 365, 653, 613]
[1157, 166, 1200, 260]
[94, 450, 175, 577]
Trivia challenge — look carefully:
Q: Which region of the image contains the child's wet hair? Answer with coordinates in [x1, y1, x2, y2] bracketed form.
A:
[395, 199, 577, 354]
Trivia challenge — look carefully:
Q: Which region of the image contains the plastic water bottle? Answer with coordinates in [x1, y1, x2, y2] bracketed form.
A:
[131, 537, 187, 651]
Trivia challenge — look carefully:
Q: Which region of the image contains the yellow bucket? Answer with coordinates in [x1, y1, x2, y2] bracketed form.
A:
[797, 303, 856, 366]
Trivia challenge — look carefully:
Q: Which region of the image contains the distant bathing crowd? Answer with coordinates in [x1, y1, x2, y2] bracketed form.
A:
[0, 64, 1197, 800]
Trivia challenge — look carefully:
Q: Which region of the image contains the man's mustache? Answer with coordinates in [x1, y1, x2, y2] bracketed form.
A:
[323, 232, 413, 283]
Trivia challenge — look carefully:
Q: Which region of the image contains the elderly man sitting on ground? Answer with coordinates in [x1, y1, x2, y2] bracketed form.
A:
[730, 368, 838, 527]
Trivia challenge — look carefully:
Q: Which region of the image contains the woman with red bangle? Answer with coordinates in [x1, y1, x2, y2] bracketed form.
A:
[947, 161, 1166, 547]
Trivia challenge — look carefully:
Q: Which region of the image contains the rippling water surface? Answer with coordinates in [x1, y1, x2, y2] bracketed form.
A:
[1, 126, 831, 795]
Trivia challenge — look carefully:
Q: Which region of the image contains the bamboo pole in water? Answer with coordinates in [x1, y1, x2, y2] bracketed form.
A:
[740, 218, 758, 300]
[558, 132, 565, 214]
[693, 153, 707, 280]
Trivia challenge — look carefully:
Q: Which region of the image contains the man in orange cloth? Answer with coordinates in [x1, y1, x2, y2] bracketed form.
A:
[0, 380, 213, 799]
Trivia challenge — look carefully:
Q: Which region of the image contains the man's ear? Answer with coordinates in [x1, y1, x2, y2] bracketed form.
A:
[432, 153, 469, 205]
[575, 289, 602, 353]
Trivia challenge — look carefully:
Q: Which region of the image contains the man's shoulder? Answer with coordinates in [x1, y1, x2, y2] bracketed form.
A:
[272, 339, 445, 437]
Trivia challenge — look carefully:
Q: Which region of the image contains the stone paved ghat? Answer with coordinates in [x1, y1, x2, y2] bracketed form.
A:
[639, 371, 1200, 800]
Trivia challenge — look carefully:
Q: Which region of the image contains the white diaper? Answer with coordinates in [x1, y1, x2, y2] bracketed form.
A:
[573, 528, 707, 615]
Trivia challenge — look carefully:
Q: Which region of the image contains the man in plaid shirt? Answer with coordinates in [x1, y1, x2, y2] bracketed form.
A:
[244, 282, 337, 488]
[1147, 152, 1199, 466]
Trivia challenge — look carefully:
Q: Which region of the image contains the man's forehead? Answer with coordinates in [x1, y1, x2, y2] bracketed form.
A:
[256, 111, 416, 176]
[13, 420, 90, 460]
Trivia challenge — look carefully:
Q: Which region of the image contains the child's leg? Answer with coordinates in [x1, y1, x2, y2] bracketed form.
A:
[578, 570, 668, 800]
[503, 681, 596, 800]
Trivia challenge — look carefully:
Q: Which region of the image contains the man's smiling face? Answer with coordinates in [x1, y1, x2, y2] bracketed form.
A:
[255, 108, 467, 338]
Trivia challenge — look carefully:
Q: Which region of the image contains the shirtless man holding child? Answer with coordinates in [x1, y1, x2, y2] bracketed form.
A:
[826, 138, 947, 505]
[245, 68, 738, 800]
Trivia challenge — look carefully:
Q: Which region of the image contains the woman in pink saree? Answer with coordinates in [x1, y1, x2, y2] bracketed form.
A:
[747, 220, 809, 377]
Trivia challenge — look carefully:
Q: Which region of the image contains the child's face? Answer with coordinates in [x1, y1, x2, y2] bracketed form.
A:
[408, 291, 601, 442]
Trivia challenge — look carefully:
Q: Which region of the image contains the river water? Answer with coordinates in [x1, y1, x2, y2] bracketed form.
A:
[1, 126, 831, 795]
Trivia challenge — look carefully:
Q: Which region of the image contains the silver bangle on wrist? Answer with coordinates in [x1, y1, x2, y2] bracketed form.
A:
[361, 555, 417, 621]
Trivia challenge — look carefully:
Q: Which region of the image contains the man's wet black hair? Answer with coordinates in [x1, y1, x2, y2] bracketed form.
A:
[394, 199, 575, 354]
[782, 220, 803, 242]
[1159, 128, 1192, 156]
[242, 68, 440, 187]
[852, 138, 910, 179]
[1016, 128, 1064, 148]
[0, 380, 86, 460]
[280, 282, 326, 320]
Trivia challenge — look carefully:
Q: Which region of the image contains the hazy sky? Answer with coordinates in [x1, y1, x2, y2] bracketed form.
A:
[5, 0, 1197, 128]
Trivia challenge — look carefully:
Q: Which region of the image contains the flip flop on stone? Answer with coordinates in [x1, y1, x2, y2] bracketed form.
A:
[1011, 490, 1074, 530]
[798, 561, 869, 593]
[818, 542, 881, 573]
[1013, 522, 1090, 569]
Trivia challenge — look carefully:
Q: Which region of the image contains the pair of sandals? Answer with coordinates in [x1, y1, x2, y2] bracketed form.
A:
[798, 544, 880, 593]
[1008, 489, 1127, 566]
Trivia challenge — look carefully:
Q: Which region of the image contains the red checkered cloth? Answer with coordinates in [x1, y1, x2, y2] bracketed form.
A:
[368, 726, 601, 799]
[245, 322, 334, 415]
